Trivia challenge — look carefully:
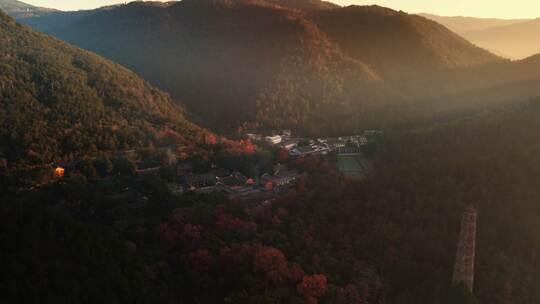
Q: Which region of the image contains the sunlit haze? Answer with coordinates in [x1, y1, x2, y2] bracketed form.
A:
[22, 0, 540, 18]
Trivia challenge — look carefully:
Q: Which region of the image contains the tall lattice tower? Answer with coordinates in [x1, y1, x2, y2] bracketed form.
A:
[452, 205, 477, 293]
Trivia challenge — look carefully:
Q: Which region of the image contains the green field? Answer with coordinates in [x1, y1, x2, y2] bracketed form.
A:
[337, 155, 364, 179]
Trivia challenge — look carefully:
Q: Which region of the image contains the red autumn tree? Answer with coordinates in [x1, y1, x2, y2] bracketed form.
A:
[297, 275, 328, 304]
[204, 133, 218, 145]
[254, 247, 290, 283]
[289, 264, 305, 283]
[240, 139, 255, 154]
[265, 181, 274, 191]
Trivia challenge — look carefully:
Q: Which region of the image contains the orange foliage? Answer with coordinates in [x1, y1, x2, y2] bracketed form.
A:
[205, 133, 218, 145]
[254, 247, 290, 283]
[297, 275, 328, 303]
[240, 139, 255, 154]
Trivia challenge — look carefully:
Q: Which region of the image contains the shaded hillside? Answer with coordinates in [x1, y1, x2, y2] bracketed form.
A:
[420, 13, 528, 33]
[0, 11, 209, 172]
[24, 0, 383, 133]
[461, 19, 540, 59]
[0, 0, 56, 18]
[312, 6, 502, 79]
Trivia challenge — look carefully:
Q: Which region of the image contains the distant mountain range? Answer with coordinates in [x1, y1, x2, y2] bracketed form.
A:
[420, 13, 528, 33]
[7, 0, 540, 134]
[422, 13, 540, 59]
[461, 19, 540, 60]
[0, 0, 56, 18]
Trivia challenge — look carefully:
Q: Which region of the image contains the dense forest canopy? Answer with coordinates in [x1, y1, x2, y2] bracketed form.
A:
[0, 11, 226, 187]
[4, 96, 540, 303]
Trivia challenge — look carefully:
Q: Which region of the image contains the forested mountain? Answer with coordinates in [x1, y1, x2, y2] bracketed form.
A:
[0, 11, 214, 179]
[312, 6, 501, 79]
[18, 0, 386, 133]
[11, 0, 540, 134]
[9, 0, 511, 134]
[0, 0, 55, 18]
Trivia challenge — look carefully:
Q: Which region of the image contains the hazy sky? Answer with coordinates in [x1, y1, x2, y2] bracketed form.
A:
[23, 0, 540, 19]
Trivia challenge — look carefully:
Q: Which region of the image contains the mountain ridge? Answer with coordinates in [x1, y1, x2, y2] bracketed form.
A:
[11, 0, 540, 135]
[15, 0, 511, 133]
[22, 0, 386, 133]
[313, 5, 502, 78]
[0, 10, 212, 173]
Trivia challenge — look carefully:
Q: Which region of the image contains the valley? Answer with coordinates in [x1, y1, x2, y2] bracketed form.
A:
[1, 1, 540, 304]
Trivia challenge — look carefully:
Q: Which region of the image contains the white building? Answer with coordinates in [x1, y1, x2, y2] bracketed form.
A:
[265, 135, 282, 145]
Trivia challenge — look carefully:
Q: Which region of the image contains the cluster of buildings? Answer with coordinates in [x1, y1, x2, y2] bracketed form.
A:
[249, 129, 383, 157]
[168, 163, 301, 201]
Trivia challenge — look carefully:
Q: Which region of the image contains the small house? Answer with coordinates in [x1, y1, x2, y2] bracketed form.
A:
[265, 135, 282, 145]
